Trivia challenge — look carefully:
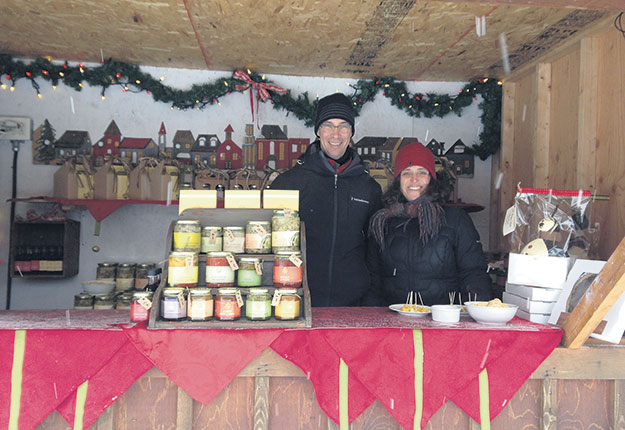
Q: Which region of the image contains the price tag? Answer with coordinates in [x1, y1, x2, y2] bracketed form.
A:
[283, 209, 295, 217]
[185, 255, 194, 269]
[177, 290, 186, 309]
[235, 289, 244, 307]
[224, 228, 235, 243]
[253, 224, 267, 235]
[209, 229, 217, 242]
[271, 290, 283, 307]
[226, 253, 239, 270]
[502, 205, 517, 236]
[254, 260, 263, 275]
[289, 253, 303, 267]
[138, 297, 153, 310]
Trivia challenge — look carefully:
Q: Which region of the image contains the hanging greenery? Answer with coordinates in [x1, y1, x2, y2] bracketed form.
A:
[0, 53, 501, 159]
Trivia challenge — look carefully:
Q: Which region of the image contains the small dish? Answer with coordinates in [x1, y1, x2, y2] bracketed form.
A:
[82, 280, 115, 295]
[465, 301, 518, 325]
[431, 304, 460, 323]
[389, 304, 431, 317]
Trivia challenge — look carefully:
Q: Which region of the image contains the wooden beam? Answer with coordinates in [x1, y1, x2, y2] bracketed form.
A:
[497, 82, 516, 251]
[451, 0, 625, 10]
[562, 235, 625, 348]
[253, 376, 270, 430]
[535, 63, 552, 187]
[541, 379, 557, 430]
[577, 36, 599, 191]
[176, 387, 193, 430]
[612, 380, 625, 430]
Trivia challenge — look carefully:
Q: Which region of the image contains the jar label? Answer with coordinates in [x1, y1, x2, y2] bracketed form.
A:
[216, 300, 239, 318]
[235, 290, 244, 307]
[245, 233, 271, 250]
[223, 237, 245, 253]
[276, 300, 300, 319]
[173, 231, 201, 250]
[252, 224, 267, 235]
[272, 231, 300, 248]
[237, 269, 262, 287]
[225, 254, 239, 270]
[274, 266, 303, 283]
[224, 228, 235, 243]
[131, 302, 150, 321]
[168, 265, 198, 285]
[246, 300, 271, 318]
[162, 300, 186, 318]
[206, 265, 235, 283]
[189, 299, 213, 319]
[201, 236, 223, 252]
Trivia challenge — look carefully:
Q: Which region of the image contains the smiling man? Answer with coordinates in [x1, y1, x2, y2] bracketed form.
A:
[270, 93, 382, 306]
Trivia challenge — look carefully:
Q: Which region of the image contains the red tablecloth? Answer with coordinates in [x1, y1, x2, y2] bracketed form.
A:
[0, 308, 562, 429]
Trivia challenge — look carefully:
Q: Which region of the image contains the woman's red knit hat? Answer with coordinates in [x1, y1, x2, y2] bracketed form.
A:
[394, 142, 436, 178]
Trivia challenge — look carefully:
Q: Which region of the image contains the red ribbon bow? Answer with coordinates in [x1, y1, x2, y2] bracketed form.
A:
[233, 70, 287, 124]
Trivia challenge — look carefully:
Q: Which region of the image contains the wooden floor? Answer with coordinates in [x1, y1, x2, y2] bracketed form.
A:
[36, 343, 625, 430]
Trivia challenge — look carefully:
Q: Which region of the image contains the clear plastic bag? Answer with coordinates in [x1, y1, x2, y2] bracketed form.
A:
[508, 187, 599, 258]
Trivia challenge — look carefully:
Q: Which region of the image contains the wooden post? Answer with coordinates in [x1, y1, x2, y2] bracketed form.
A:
[612, 380, 625, 430]
[562, 236, 625, 348]
[253, 375, 269, 430]
[176, 387, 193, 430]
[541, 379, 557, 430]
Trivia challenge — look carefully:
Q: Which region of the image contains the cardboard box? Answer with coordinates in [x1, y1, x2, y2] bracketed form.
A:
[262, 189, 299, 210]
[94, 159, 130, 200]
[516, 309, 551, 324]
[503, 291, 556, 314]
[53, 158, 94, 199]
[224, 190, 261, 208]
[178, 190, 217, 214]
[507, 253, 574, 289]
[149, 161, 179, 201]
[505, 282, 563, 302]
[128, 158, 158, 200]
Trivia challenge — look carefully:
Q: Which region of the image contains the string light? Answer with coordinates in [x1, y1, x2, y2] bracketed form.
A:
[1, 84, 6, 90]
[10, 86, 15, 91]
[59, 72, 64, 77]
[37, 93, 43, 99]
[101, 95, 106, 100]
[160, 76, 165, 81]
[78, 83, 83, 87]
[52, 85, 56, 90]
[135, 80, 141, 84]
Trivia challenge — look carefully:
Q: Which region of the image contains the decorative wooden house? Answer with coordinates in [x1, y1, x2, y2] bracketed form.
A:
[378, 137, 401, 163]
[92, 121, 121, 166]
[191, 134, 220, 167]
[255, 125, 309, 170]
[172, 130, 195, 164]
[157, 122, 167, 158]
[444, 139, 474, 177]
[216, 125, 242, 170]
[55, 130, 92, 161]
[425, 138, 445, 157]
[242, 124, 256, 169]
[118, 137, 158, 165]
[353, 136, 390, 161]
[287, 137, 309, 167]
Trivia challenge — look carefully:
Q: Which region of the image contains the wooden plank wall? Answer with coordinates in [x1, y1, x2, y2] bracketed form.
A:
[493, 19, 625, 260]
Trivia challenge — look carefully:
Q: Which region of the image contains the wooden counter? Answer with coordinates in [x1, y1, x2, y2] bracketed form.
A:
[37, 341, 625, 430]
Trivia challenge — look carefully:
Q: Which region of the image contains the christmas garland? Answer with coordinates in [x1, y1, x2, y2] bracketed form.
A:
[0, 53, 501, 159]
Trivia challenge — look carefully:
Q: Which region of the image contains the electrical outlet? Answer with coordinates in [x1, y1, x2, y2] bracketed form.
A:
[0, 116, 32, 141]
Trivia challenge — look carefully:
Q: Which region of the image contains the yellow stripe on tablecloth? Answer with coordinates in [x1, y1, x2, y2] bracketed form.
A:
[339, 358, 349, 430]
[9, 330, 26, 430]
[73, 380, 89, 430]
[413, 329, 424, 430]
[479, 368, 491, 430]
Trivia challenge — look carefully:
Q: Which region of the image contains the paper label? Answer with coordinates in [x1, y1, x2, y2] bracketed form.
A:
[235, 289, 244, 307]
[177, 291, 186, 309]
[226, 253, 239, 270]
[272, 290, 283, 307]
[138, 297, 153, 310]
[209, 229, 217, 241]
[224, 228, 235, 243]
[254, 260, 263, 275]
[289, 253, 303, 268]
[502, 205, 516, 236]
[253, 224, 267, 235]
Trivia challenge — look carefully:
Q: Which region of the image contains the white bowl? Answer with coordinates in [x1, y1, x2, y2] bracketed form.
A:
[82, 280, 115, 295]
[465, 301, 518, 325]
[431, 305, 460, 323]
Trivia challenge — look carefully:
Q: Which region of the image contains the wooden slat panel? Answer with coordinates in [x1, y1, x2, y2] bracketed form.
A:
[253, 376, 269, 430]
[535, 62, 552, 187]
[491, 379, 541, 429]
[541, 379, 557, 430]
[176, 387, 193, 430]
[268, 376, 327, 429]
[36, 411, 71, 430]
[577, 36, 599, 191]
[351, 400, 402, 430]
[557, 380, 611, 429]
[513, 72, 538, 188]
[613, 380, 625, 430]
[193, 377, 254, 429]
[533, 344, 625, 380]
[94, 406, 113, 430]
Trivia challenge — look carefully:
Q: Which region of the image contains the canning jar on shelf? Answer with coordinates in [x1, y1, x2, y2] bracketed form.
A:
[245, 288, 272, 321]
[214, 288, 241, 321]
[271, 210, 300, 253]
[245, 221, 271, 254]
[173, 220, 202, 253]
[274, 289, 301, 320]
[160, 287, 187, 321]
[187, 287, 214, 321]
[273, 252, 303, 288]
[201, 226, 223, 253]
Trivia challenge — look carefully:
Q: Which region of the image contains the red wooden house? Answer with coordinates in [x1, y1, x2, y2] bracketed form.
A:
[255, 125, 309, 170]
[92, 120, 121, 166]
[216, 125, 242, 170]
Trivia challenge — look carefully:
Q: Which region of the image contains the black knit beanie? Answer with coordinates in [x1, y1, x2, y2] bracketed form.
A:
[314, 93, 355, 135]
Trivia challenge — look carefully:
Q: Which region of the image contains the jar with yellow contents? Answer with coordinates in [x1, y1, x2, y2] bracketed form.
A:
[274, 289, 301, 320]
[173, 220, 201, 253]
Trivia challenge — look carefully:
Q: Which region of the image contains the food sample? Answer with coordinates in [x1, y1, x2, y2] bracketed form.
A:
[400, 304, 430, 313]
[474, 298, 509, 308]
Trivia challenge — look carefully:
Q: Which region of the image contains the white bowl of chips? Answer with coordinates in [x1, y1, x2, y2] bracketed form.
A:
[465, 299, 518, 325]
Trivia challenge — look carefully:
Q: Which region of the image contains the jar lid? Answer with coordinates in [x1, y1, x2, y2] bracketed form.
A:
[190, 287, 212, 296]
[278, 288, 299, 294]
[169, 251, 198, 258]
[176, 220, 201, 224]
[202, 226, 223, 232]
[248, 288, 269, 295]
[206, 251, 233, 258]
[163, 287, 185, 296]
[273, 209, 299, 217]
[132, 291, 153, 299]
[98, 262, 117, 267]
[119, 263, 136, 268]
[75, 292, 93, 299]
[247, 221, 270, 225]
[224, 226, 244, 231]
[239, 257, 261, 263]
[275, 251, 302, 257]
[137, 263, 153, 268]
[217, 287, 239, 294]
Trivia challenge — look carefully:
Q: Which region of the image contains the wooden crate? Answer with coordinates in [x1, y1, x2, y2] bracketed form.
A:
[148, 208, 311, 328]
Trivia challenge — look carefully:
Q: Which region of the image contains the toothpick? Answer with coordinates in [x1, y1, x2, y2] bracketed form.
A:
[418, 292, 424, 306]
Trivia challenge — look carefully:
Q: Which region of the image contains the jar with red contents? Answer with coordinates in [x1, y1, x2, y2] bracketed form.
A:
[214, 288, 241, 320]
[130, 291, 153, 322]
[205, 252, 235, 287]
[273, 252, 303, 289]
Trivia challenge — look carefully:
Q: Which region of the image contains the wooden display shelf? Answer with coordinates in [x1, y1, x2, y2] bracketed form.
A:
[148, 208, 312, 329]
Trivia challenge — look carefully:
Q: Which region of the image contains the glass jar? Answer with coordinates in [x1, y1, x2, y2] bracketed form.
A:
[74, 292, 93, 310]
[173, 220, 202, 252]
[116, 292, 133, 310]
[214, 288, 241, 321]
[134, 263, 153, 290]
[116, 263, 136, 292]
[96, 262, 117, 281]
[222, 226, 245, 254]
[273, 252, 303, 288]
[245, 221, 271, 254]
[201, 226, 223, 253]
[237, 257, 262, 287]
[205, 252, 235, 287]
[93, 294, 115, 310]
[271, 210, 300, 253]
[168, 252, 198, 287]
[161, 287, 187, 320]
[187, 287, 214, 321]
[245, 288, 272, 321]
[274, 289, 301, 320]
[130, 291, 153, 322]
[145, 267, 161, 292]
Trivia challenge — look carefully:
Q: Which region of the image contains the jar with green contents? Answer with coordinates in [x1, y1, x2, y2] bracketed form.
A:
[271, 210, 300, 253]
[245, 221, 271, 253]
[173, 220, 201, 252]
[237, 257, 262, 287]
[245, 288, 272, 320]
[201, 226, 223, 253]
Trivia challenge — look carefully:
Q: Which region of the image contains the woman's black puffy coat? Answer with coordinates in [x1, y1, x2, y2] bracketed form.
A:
[366, 206, 493, 306]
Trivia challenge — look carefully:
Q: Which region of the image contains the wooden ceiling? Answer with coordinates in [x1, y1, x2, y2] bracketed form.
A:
[0, 0, 621, 81]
